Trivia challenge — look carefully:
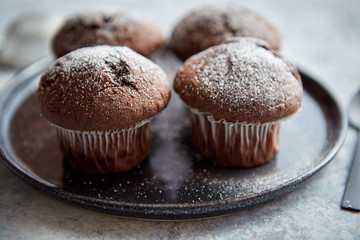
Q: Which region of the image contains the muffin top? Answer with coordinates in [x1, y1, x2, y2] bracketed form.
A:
[170, 4, 281, 61]
[38, 45, 171, 131]
[174, 37, 302, 123]
[52, 10, 164, 58]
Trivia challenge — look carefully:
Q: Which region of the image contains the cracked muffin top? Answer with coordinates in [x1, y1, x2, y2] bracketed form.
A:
[170, 3, 281, 61]
[174, 37, 302, 123]
[38, 45, 171, 131]
[52, 10, 164, 58]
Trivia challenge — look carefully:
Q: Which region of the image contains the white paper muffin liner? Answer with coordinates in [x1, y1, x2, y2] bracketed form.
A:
[54, 118, 152, 174]
[189, 108, 281, 167]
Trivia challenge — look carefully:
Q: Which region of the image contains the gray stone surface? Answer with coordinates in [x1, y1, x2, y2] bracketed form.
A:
[0, 0, 359, 239]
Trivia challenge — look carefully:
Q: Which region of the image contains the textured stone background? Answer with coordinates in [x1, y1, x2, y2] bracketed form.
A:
[0, 0, 359, 239]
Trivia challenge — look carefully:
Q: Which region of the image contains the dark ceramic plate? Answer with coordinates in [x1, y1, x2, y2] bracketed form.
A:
[0, 52, 347, 220]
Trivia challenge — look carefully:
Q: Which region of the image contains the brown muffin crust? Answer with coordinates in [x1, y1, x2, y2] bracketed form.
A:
[38, 45, 171, 131]
[170, 4, 281, 61]
[174, 37, 302, 123]
[52, 11, 164, 58]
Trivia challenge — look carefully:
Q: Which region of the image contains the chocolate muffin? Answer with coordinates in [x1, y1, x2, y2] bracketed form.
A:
[170, 4, 281, 61]
[38, 45, 171, 174]
[174, 37, 302, 167]
[52, 10, 164, 58]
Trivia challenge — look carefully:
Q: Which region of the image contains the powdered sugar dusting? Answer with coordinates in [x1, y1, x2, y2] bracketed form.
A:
[45, 46, 159, 106]
[38, 45, 170, 131]
[64, 10, 160, 37]
[52, 10, 164, 58]
[175, 38, 302, 123]
[183, 4, 278, 45]
[170, 3, 281, 60]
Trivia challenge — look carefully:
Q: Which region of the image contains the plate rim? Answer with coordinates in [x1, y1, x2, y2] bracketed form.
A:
[0, 57, 348, 220]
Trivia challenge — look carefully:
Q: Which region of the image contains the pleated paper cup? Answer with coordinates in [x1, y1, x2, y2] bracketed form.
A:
[189, 108, 281, 167]
[54, 119, 152, 174]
